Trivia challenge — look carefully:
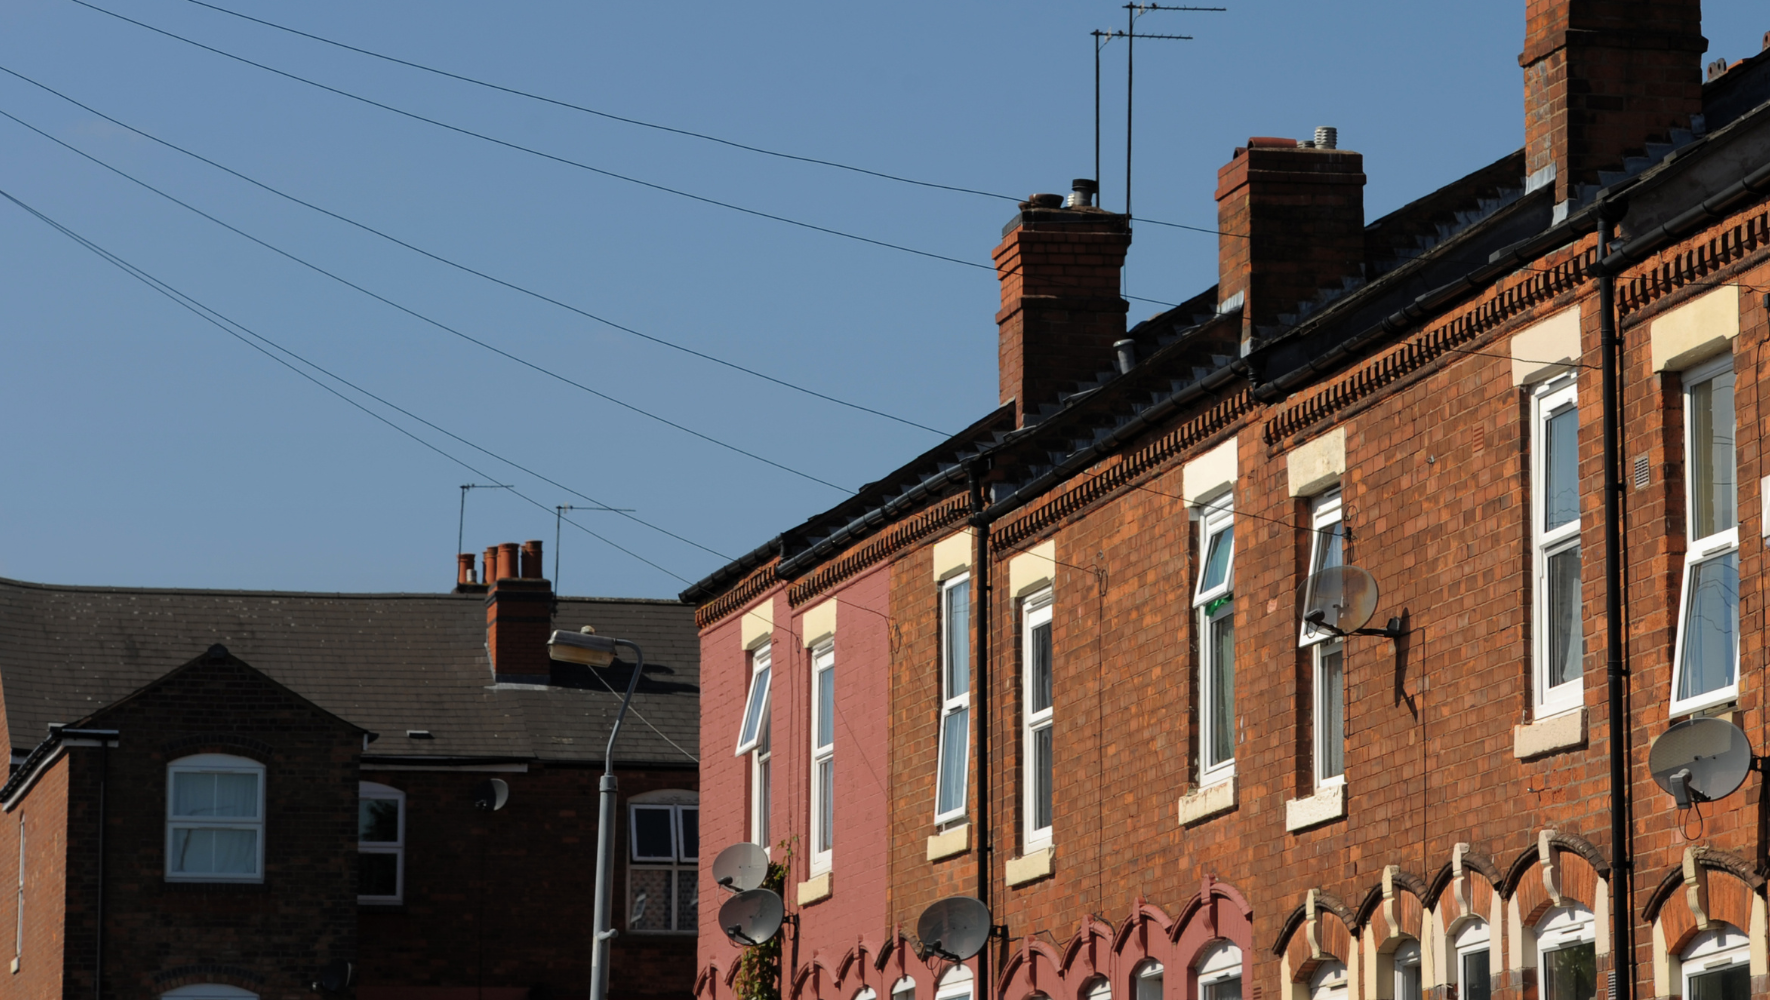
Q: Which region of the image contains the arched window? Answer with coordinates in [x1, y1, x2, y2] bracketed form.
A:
[1197, 942, 1243, 1000]
[358, 782, 405, 904]
[1080, 977, 1111, 1000]
[1309, 963, 1347, 1000]
[1391, 941, 1421, 1000]
[165, 754, 264, 883]
[627, 789, 697, 933]
[1454, 921, 1491, 1000]
[937, 965, 974, 1000]
[161, 986, 258, 1000]
[890, 978, 916, 1000]
[1536, 906, 1597, 1000]
[854, 989, 878, 1000]
[1682, 924, 1750, 1000]
[1134, 960, 1164, 1000]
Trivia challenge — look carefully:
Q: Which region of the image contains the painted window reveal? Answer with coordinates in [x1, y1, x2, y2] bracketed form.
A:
[1455, 921, 1491, 1000]
[358, 781, 406, 904]
[1682, 924, 1750, 1000]
[1196, 941, 1242, 1000]
[1536, 906, 1597, 1000]
[1671, 356, 1739, 715]
[1302, 490, 1346, 786]
[627, 795, 698, 933]
[1392, 941, 1422, 1000]
[1532, 377, 1584, 716]
[1134, 961, 1164, 1000]
[809, 641, 836, 874]
[165, 753, 265, 882]
[1023, 589, 1055, 850]
[934, 575, 971, 825]
[1194, 499, 1237, 781]
[1309, 963, 1347, 1000]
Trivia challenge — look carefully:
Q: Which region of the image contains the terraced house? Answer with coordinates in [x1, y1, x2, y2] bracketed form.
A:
[687, 7, 1770, 1000]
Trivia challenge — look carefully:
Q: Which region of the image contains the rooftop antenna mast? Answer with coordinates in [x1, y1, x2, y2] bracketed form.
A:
[554, 503, 633, 595]
[1115, 3, 1223, 219]
[458, 483, 513, 568]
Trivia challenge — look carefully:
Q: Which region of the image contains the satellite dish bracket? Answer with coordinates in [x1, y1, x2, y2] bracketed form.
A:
[1304, 611, 1407, 641]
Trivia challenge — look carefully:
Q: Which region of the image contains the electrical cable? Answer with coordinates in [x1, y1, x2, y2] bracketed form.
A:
[171, 0, 1021, 205]
[0, 103, 852, 495]
[0, 63, 950, 437]
[0, 181, 710, 585]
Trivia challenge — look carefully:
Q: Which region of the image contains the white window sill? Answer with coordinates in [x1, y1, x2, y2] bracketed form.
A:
[1513, 708, 1586, 759]
[1177, 775, 1237, 826]
[796, 871, 832, 906]
[1005, 847, 1054, 888]
[1284, 782, 1346, 832]
[926, 823, 970, 862]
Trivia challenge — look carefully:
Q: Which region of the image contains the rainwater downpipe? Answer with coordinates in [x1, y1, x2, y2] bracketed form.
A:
[967, 467, 993, 996]
[1597, 211, 1634, 1000]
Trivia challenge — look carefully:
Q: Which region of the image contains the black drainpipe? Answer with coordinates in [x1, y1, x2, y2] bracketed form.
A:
[1597, 211, 1633, 1000]
[966, 466, 993, 996]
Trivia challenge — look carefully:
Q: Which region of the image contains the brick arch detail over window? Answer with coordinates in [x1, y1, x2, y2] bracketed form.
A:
[791, 957, 836, 1000]
[1275, 891, 1355, 986]
[1644, 846, 1764, 958]
[1112, 901, 1178, 998]
[1171, 876, 1254, 1000]
[998, 934, 1066, 1000]
[1504, 832, 1607, 929]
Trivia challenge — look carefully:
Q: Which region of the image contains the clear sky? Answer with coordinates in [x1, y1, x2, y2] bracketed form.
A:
[0, 1, 1761, 598]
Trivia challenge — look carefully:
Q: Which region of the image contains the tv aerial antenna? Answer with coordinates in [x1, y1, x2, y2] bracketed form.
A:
[554, 503, 633, 593]
[1090, 4, 1224, 218]
[458, 484, 514, 566]
[1297, 565, 1406, 641]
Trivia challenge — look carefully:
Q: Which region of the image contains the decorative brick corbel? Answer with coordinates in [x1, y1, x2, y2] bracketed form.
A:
[1452, 843, 1472, 920]
[1306, 889, 1323, 960]
[1683, 847, 1711, 931]
[1539, 830, 1564, 907]
[1382, 866, 1402, 942]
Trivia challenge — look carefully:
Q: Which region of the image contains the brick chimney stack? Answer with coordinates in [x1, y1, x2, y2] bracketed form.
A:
[1521, 0, 1705, 206]
[1215, 137, 1366, 355]
[993, 182, 1131, 427]
[484, 539, 552, 684]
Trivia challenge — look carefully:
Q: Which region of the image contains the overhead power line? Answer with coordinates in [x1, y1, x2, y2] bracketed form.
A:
[0, 63, 948, 438]
[172, 0, 1021, 204]
[0, 182, 706, 584]
[0, 103, 853, 495]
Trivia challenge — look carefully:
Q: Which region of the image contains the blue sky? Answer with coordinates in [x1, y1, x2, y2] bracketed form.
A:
[0, 1, 1761, 597]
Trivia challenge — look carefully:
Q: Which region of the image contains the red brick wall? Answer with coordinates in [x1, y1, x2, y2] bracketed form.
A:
[0, 757, 70, 1000]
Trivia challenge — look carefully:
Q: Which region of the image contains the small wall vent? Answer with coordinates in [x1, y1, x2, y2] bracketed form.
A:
[1633, 456, 1650, 490]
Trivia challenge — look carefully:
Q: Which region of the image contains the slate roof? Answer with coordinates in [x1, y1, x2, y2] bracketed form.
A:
[0, 576, 699, 768]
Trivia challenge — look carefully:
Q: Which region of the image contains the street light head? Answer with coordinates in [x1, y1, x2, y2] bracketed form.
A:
[549, 627, 618, 667]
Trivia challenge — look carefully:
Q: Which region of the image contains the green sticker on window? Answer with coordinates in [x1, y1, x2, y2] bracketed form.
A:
[1205, 595, 1232, 616]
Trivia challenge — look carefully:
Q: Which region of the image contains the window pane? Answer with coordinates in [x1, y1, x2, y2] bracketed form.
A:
[1542, 944, 1595, 1000]
[174, 772, 258, 819]
[1678, 550, 1739, 700]
[1544, 404, 1579, 531]
[678, 808, 699, 861]
[1461, 951, 1490, 1000]
[816, 665, 835, 749]
[738, 666, 771, 748]
[632, 807, 675, 861]
[937, 708, 969, 816]
[1032, 724, 1053, 831]
[1030, 621, 1053, 714]
[1690, 371, 1737, 539]
[945, 581, 970, 698]
[359, 798, 400, 844]
[675, 869, 698, 932]
[171, 827, 257, 875]
[1318, 646, 1344, 780]
[1135, 968, 1163, 1000]
[817, 759, 834, 852]
[629, 868, 669, 931]
[1690, 965, 1749, 1000]
[755, 757, 770, 844]
[1316, 522, 1344, 573]
[359, 851, 398, 897]
[1201, 526, 1234, 592]
[1208, 608, 1236, 768]
[1204, 979, 1241, 1000]
[1398, 961, 1420, 1000]
[1547, 545, 1583, 690]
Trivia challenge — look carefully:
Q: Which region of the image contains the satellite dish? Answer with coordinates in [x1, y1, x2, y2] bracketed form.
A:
[719, 887, 785, 946]
[313, 959, 354, 993]
[1298, 565, 1381, 637]
[1650, 716, 1754, 808]
[916, 895, 992, 962]
[713, 842, 770, 893]
[473, 778, 509, 812]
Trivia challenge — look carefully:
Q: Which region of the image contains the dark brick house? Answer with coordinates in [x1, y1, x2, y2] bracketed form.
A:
[0, 541, 699, 1000]
[687, 6, 1770, 1000]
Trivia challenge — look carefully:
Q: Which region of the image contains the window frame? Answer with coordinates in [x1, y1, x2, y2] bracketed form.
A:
[1535, 906, 1597, 1000]
[1022, 588, 1055, 851]
[357, 781, 406, 905]
[735, 643, 772, 756]
[1196, 941, 1243, 1000]
[750, 707, 771, 850]
[1454, 921, 1491, 1000]
[934, 574, 972, 827]
[1302, 490, 1346, 788]
[809, 641, 836, 875]
[164, 753, 266, 884]
[1194, 500, 1236, 606]
[1392, 940, 1422, 1000]
[1308, 963, 1347, 1000]
[1133, 960, 1164, 1000]
[1681, 924, 1750, 1000]
[1195, 497, 1237, 784]
[626, 795, 698, 934]
[1670, 354, 1740, 717]
[935, 965, 974, 1000]
[1531, 378, 1585, 717]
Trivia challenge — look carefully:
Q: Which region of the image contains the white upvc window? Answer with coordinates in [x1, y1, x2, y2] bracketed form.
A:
[1682, 924, 1750, 1000]
[1392, 941, 1422, 1000]
[165, 754, 265, 883]
[357, 782, 406, 904]
[1022, 589, 1054, 851]
[1194, 498, 1237, 783]
[1536, 906, 1597, 1000]
[1196, 941, 1243, 1000]
[1671, 355, 1739, 716]
[1532, 378, 1584, 716]
[1455, 921, 1491, 1000]
[1308, 963, 1347, 1000]
[735, 643, 772, 756]
[936, 965, 974, 1000]
[809, 641, 836, 875]
[627, 793, 698, 933]
[934, 575, 972, 826]
[1301, 490, 1346, 786]
[12, 815, 22, 968]
[750, 708, 772, 849]
[1134, 961, 1164, 1000]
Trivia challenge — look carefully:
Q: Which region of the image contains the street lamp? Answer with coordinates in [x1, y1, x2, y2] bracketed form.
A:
[548, 626, 646, 1000]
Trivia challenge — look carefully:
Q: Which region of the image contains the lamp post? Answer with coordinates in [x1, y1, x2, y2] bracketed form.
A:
[548, 626, 647, 1000]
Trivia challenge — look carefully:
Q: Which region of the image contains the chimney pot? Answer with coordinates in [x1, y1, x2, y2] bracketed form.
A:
[1025, 193, 1064, 209]
[520, 539, 544, 579]
[1065, 179, 1099, 208]
[457, 553, 476, 586]
[1314, 126, 1338, 150]
[483, 546, 500, 585]
[1113, 338, 1136, 375]
[497, 543, 521, 582]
